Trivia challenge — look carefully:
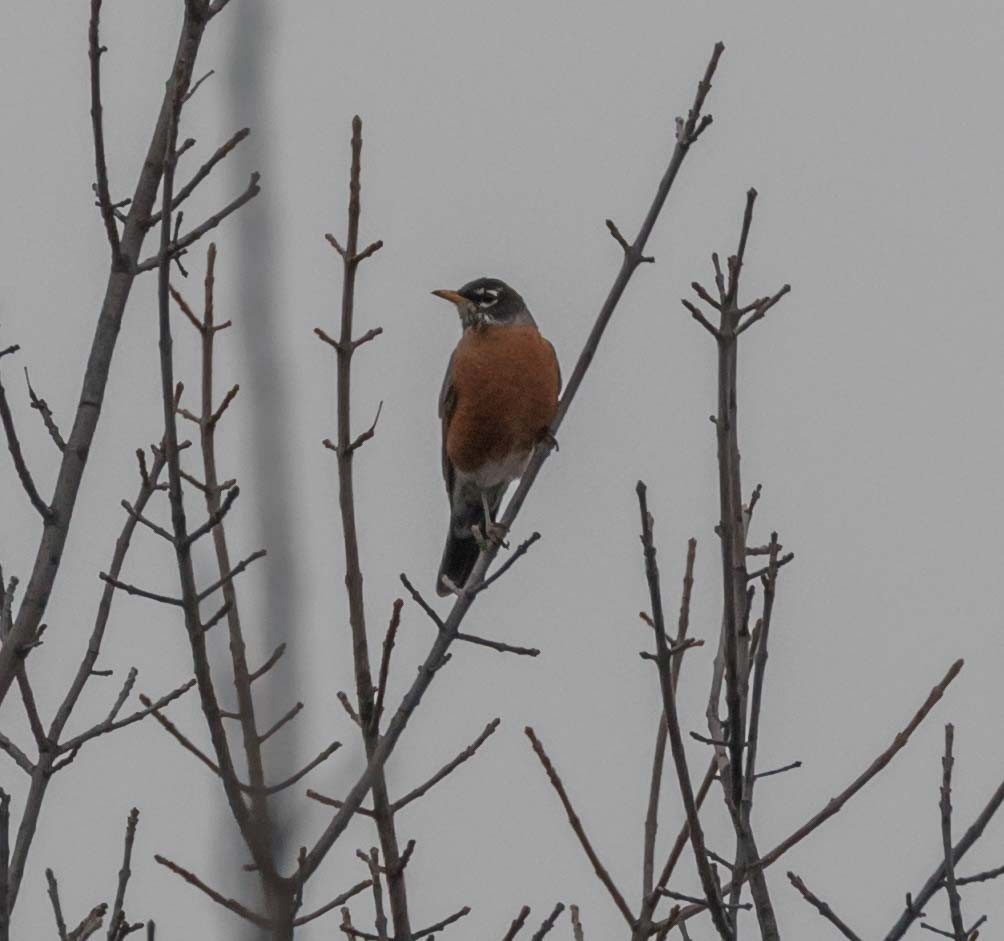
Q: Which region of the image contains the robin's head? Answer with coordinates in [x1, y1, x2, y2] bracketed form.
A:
[432, 278, 533, 330]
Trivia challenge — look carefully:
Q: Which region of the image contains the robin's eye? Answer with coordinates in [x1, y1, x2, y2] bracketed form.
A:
[477, 290, 499, 308]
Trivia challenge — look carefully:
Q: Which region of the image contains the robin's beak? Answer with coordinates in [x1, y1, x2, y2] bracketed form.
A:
[431, 289, 467, 306]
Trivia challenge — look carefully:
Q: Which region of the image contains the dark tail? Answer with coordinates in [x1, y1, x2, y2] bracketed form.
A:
[436, 483, 507, 596]
[436, 531, 481, 597]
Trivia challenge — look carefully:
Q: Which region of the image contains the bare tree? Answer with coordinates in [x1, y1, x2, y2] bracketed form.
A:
[2, 7, 1002, 940]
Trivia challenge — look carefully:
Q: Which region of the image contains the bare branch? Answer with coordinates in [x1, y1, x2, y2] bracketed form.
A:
[393, 718, 501, 812]
[372, 599, 403, 731]
[471, 532, 542, 596]
[636, 483, 733, 940]
[501, 906, 531, 941]
[939, 725, 967, 940]
[525, 728, 635, 927]
[195, 548, 266, 601]
[97, 574, 182, 607]
[89, 0, 121, 261]
[530, 903, 566, 940]
[147, 128, 251, 226]
[154, 855, 267, 927]
[0, 366, 54, 520]
[292, 879, 373, 927]
[249, 642, 286, 682]
[0, 732, 35, 775]
[786, 872, 863, 941]
[257, 701, 303, 745]
[107, 808, 140, 941]
[135, 173, 262, 273]
[58, 678, 195, 753]
[181, 485, 240, 547]
[24, 369, 66, 451]
[46, 868, 68, 941]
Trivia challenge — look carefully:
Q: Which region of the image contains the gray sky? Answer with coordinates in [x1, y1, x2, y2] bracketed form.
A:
[2, 1, 1003, 937]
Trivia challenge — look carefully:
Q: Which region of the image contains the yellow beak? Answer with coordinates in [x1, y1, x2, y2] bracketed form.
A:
[431, 289, 467, 306]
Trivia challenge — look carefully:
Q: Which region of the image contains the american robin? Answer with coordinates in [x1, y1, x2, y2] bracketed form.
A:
[432, 278, 561, 596]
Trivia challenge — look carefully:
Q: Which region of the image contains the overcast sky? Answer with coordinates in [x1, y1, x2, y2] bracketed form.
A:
[2, 2, 1003, 937]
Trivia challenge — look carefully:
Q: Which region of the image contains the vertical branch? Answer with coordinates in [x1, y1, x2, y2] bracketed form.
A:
[325, 116, 408, 937]
[641, 539, 695, 916]
[186, 244, 284, 923]
[685, 188, 790, 940]
[940, 725, 967, 940]
[0, 789, 9, 941]
[636, 483, 733, 941]
[152, 36, 274, 907]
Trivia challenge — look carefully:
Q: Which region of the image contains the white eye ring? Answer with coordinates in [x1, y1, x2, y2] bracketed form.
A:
[478, 289, 499, 308]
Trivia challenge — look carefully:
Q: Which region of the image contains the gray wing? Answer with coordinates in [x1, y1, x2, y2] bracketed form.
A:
[438, 352, 457, 497]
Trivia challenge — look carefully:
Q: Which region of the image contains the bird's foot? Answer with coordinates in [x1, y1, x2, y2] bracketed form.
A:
[538, 428, 559, 452]
[472, 521, 510, 551]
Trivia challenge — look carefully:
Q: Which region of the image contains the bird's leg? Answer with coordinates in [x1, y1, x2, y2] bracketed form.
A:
[472, 491, 509, 550]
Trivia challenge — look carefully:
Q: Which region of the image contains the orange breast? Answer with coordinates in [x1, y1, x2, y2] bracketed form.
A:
[447, 324, 560, 475]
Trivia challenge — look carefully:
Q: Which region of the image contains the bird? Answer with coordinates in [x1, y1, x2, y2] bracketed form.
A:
[432, 277, 561, 596]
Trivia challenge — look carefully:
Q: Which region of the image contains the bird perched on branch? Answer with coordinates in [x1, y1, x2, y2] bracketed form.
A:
[432, 278, 560, 596]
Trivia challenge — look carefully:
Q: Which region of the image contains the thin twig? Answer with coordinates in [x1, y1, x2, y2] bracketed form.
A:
[786, 872, 864, 941]
[525, 728, 635, 927]
[154, 856, 267, 927]
[393, 718, 501, 812]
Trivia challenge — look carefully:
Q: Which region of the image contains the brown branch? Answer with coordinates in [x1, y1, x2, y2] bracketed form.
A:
[181, 484, 240, 547]
[786, 872, 863, 941]
[525, 727, 635, 927]
[530, 903, 566, 940]
[57, 678, 195, 753]
[97, 574, 182, 607]
[755, 659, 964, 874]
[154, 855, 267, 927]
[147, 128, 251, 227]
[0, 365, 53, 520]
[249, 642, 285, 681]
[0, 730, 34, 775]
[195, 548, 266, 600]
[502, 905, 532, 941]
[939, 725, 967, 940]
[672, 658, 966, 928]
[260, 740, 341, 795]
[45, 869, 68, 941]
[136, 172, 261, 273]
[471, 532, 542, 596]
[393, 718, 501, 812]
[292, 879, 373, 927]
[89, 0, 121, 262]
[372, 599, 403, 731]
[24, 369, 66, 451]
[0, 789, 8, 941]
[305, 790, 376, 819]
[252, 702, 300, 747]
[570, 904, 584, 941]
[954, 863, 1004, 886]
[107, 808, 140, 941]
[636, 484, 733, 940]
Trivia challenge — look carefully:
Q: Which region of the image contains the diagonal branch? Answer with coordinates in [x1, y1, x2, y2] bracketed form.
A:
[786, 872, 864, 941]
[525, 727, 635, 927]
[0, 363, 53, 521]
[393, 718, 501, 812]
